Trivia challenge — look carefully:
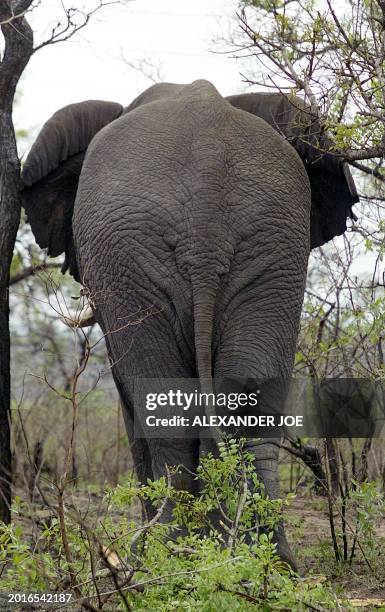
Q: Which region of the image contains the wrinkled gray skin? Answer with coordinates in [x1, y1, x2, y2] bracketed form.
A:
[22, 80, 358, 570]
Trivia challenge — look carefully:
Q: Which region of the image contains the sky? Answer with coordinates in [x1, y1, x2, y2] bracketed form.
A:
[15, 0, 245, 151]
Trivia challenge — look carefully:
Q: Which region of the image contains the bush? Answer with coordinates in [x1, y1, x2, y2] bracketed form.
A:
[0, 440, 344, 610]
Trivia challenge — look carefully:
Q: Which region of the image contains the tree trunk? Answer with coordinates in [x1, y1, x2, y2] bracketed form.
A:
[0, 1, 33, 523]
[289, 439, 328, 494]
[0, 115, 20, 523]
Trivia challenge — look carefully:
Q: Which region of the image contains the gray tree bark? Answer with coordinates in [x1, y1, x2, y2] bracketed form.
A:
[0, 0, 33, 523]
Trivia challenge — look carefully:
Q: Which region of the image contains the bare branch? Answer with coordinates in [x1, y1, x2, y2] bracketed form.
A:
[121, 54, 164, 84]
[9, 262, 62, 285]
[33, 1, 129, 53]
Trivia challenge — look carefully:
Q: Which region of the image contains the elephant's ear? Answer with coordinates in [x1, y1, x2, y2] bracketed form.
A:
[22, 100, 123, 279]
[226, 93, 359, 249]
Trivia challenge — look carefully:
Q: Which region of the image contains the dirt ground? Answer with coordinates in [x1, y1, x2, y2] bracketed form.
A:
[286, 495, 385, 606]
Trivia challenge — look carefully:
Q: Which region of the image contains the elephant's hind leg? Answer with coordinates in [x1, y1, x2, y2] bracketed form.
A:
[146, 437, 200, 527]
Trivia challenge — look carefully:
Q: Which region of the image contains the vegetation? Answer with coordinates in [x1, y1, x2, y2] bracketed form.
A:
[233, 0, 385, 172]
[0, 440, 362, 611]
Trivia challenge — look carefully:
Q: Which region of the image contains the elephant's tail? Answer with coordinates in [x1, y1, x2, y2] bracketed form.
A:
[191, 276, 221, 441]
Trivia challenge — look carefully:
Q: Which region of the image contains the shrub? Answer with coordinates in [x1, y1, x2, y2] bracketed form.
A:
[0, 440, 343, 610]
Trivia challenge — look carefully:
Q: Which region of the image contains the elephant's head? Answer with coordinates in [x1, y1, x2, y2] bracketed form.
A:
[226, 92, 359, 249]
[21, 100, 124, 280]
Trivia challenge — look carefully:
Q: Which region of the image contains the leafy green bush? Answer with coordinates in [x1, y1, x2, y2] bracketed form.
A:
[0, 440, 346, 610]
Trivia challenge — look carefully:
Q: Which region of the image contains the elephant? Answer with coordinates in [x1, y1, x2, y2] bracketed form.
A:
[21, 80, 358, 570]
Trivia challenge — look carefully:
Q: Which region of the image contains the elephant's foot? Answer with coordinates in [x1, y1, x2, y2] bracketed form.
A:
[273, 523, 298, 573]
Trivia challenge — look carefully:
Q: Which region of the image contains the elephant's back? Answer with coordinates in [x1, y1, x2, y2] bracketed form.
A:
[72, 85, 311, 372]
[75, 81, 310, 244]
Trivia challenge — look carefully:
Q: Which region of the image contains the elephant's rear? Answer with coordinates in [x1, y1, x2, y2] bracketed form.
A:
[73, 80, 310, 388]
